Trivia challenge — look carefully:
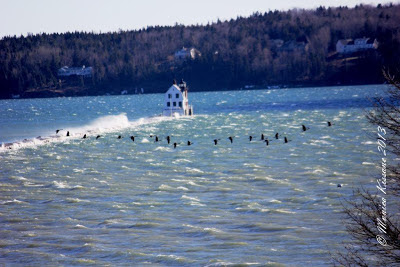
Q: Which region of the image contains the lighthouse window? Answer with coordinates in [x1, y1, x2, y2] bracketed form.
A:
[179, 102, 182, 107]
[167, 102, 170, 107]
[168, 94, 171, 99]
[176, 93, 179, 99]
[173, 102, 176, 106]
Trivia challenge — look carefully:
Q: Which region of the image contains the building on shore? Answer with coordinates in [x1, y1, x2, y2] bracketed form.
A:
[58, 65, 93, 77]
[336, 38, 378, 54]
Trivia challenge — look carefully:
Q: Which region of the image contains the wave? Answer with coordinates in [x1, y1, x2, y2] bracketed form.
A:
[0, 199, 27, 205]
[0, 113, 174, 152]
[68, 113, 130, 134]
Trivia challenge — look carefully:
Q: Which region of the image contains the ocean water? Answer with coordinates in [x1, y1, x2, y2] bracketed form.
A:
[0, 85, 386, 266]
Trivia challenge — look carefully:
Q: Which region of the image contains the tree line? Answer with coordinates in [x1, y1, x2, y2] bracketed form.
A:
[1, 3, 400, 98]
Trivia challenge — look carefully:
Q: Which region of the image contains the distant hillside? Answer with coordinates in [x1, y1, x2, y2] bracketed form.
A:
[1, 3, 400, 99]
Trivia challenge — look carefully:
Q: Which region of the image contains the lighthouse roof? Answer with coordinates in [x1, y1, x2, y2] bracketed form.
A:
[167, 84, 182, 93]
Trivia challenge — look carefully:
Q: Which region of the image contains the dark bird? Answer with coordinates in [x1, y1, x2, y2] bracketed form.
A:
[166, 136, 171, 144]
[187, 141, 192, 146]
[249, 136, 253, 142]
[284, 137, 289, 143]
[83, 134, 87, 139]
[173, 142, 178, 149]
[327, 121, 333, 127]
[213, 139, 219, 145]
[261, 133, 264, 140]
[96, 135, 101, 139]
[130, 136, 135, 142]
[66, 131, 70, 137]
[264, 139, 269, 146]
[337, 184, 342, 188]
[56, 129, 63, 134]
[118, 135, 122, 139]
[302, 125, 308, 131]
[155, 136, 159, 142]
[275, 133, 279, 139]
[228, 136, 233, 143]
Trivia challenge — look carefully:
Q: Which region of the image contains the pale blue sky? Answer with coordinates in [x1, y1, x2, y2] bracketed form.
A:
[0, 0, 397, 38]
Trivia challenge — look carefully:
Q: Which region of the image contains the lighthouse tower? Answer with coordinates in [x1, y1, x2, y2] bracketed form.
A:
[162, 79, 193, 117]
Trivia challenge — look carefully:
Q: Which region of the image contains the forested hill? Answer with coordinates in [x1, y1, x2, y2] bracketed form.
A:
[1, 4, 400, 99]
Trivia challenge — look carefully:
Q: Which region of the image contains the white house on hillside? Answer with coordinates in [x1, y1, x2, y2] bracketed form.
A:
[162, 79, 193, 117]
[58, 65, 93, 77]
[174, 47, 201, 60]
[336, 38, 378, 54]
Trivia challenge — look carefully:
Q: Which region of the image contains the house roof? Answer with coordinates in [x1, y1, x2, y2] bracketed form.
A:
[166, 84, 182, 93]
[337, 39, 353, 45]
[338, 38, 376, 45]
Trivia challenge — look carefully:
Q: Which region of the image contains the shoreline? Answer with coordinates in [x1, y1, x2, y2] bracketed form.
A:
[2, 82, 385, 100]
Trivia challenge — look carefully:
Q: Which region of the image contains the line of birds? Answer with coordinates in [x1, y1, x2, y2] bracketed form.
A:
[55, 121, 335, 149]
[54, 121, 341, 187]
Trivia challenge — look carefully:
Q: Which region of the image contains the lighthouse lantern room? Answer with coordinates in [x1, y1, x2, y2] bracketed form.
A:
[162, 79, 193, 117]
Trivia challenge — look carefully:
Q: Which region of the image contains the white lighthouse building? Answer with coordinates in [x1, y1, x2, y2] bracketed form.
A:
[162, 79, 193, 117]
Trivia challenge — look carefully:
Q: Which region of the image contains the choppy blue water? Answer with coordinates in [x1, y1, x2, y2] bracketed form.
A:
[0, 85, 386, 265]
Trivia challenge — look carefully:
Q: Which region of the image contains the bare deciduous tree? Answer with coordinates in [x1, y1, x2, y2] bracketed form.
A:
[334, 70, 400, 266]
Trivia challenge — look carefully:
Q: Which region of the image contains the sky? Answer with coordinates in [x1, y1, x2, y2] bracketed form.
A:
[0, 0, 398, 38]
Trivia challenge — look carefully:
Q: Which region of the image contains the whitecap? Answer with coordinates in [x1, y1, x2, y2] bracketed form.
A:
[362, 162, 374, 165]
[0, 199, 27, 205]
[293, 188, 304, 192]
[361, 141, 375, 145]
[158, 184, 174, 191]
[275, 209, 296, 214]
[11, 176, 28, 181]
[74, 224, 88, 229]
[312, 140, 331, 145]
[156, 254, 188, 262]
[155, 146, 170, 151]
[177, 186, 189, 191]
[187, 181, 204, 187]
[269, 199, 282, 204]
[23, 182, 44, 187]
[66, 198, 90, 203]
[53, 181, 70, 189]
[181, 195, 200, 202]
[185, 167, 204, 173]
